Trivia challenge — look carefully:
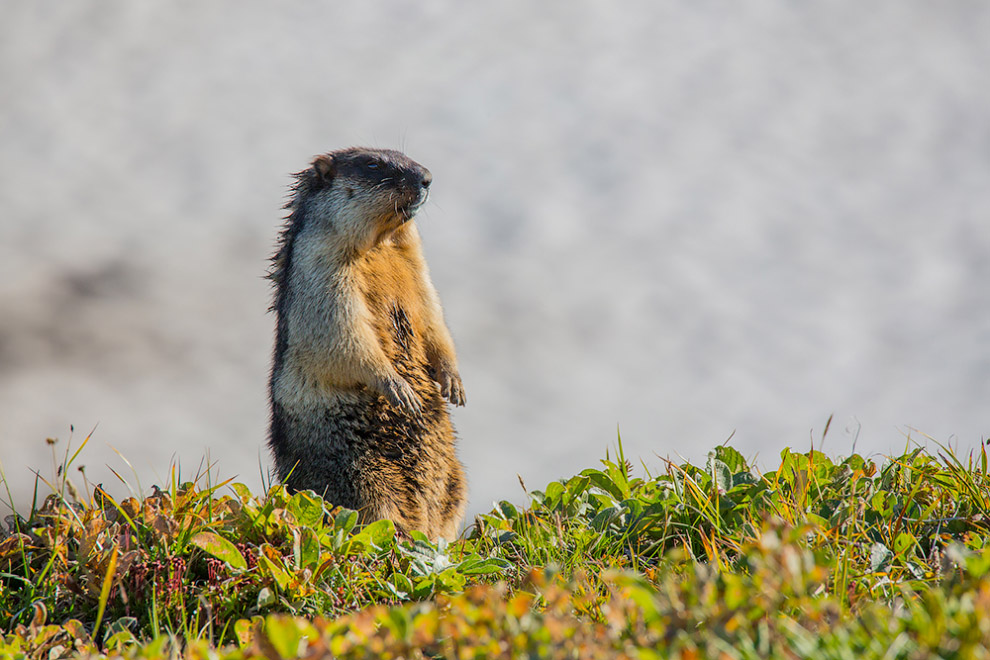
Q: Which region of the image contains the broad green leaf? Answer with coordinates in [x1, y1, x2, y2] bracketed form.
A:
[103, 630, 137, 653]
[497, 501, 519, 521]
[435, 566, 466, 592]
[364, 518, 396, 547]
[590, 507, 617, 532]
[390, 572, 414, 598]
[706, 453, 731, 493]
[544, 481, 564, 506]
[871, 491, 891, 515]
[288, 490, 326, 528]
[731, 471, 758, 488]
[230, 482, 253, 501]
[457, 556, 512, 575]
[714, 446, 748, 473]
[582, 469, 624, 500]
[564, 475, 591, 500]
[589, 492, 618, 510]
[296, 526, 321, 569]
[399, 537, 453, 577]
[256, 586, 275, 608]
[345, 519, 396, 554]
[190, 531, 248, 570]
[620, 497, 644, 518]
[412, 575, 437, 599]
[409, 529, 431, 543]
[841, 455, 866, 472]
[893, 532, 916, 555]
[234, 619, 254, 647]
[258, 545, 291, 590]
[334, 508, 359, 534]
[870, 542, 893, 573]
[102, 617, 138, 651]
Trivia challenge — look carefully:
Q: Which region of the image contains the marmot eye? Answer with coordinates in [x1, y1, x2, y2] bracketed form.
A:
[366, 162, 380, 170]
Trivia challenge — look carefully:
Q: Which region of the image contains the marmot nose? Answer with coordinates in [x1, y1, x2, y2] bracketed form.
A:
[420, 170, 432, 189]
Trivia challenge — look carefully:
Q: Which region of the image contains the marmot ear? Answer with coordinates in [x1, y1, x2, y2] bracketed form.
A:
[313, 155, 336, 183]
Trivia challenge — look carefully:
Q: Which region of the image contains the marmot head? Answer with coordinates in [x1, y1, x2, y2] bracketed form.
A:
[299, 147, 433, 254]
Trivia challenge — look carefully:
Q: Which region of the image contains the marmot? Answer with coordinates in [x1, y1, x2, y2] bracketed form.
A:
[267, 147, 467, 541]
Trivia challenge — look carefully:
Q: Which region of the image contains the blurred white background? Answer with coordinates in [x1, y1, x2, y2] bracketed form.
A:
[1, 2, 988, 520]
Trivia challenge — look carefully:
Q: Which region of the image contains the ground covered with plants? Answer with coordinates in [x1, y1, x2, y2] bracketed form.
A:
[2, 429, 990, 658]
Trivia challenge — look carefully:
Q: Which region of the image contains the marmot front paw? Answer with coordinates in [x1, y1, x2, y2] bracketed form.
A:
[434, 368, 466, 406]
[382, 375, 423, 414]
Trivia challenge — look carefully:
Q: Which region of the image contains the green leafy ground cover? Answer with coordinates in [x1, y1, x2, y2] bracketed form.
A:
[2, 430, 990, 659]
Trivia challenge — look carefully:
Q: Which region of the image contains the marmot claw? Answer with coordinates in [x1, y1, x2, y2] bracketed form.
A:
[437, 371, 466, 406]
[384, 376, 423, 414]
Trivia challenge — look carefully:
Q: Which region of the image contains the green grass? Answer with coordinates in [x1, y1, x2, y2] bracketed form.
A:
[2, 428, 990, 658]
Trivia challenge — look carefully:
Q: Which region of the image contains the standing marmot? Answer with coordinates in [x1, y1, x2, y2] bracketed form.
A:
[267, 147, 466, 540]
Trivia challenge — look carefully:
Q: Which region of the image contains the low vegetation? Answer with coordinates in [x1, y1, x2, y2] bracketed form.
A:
[2, 427, 990, 658]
